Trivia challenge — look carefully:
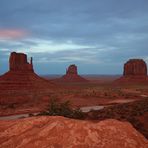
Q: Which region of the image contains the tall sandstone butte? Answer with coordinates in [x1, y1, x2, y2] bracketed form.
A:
[115, 59, 148, 84]
[0, 52, 54, 105]
[66, 64, 78, 75]
[123, 59, 147, 76]
[59, 64, 88, 82]
[9, 52, 33, 72]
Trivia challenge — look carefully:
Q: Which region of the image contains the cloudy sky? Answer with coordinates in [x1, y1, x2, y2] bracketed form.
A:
[0, 0, 148, 75]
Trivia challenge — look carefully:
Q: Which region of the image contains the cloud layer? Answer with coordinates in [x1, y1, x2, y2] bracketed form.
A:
[0, 0, 148, 74]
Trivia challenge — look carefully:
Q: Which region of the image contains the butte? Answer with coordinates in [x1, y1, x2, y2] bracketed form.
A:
[0, 52, 55, 105]
[58, 64, 88, 83]
[115, 59, 148, 84]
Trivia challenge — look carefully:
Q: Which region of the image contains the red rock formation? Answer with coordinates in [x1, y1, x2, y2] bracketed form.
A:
[0, 52, 55, 105]
[115, 59, 148, 84]
[9, 52, 33, 72]
[59, 64, 88, 82]
[123, 59, 147, 76]
[66, 64, 78, 75]
[0, 116, 147, 148]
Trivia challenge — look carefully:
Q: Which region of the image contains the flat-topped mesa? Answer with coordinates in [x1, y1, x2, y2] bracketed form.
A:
[9, 52, 34, 72]
[114, 59, 148, 84]
[123, 59, 147, 76]
[66, 64, 78, 75]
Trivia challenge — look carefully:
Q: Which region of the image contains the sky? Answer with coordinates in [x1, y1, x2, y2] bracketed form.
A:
[0, 0, 148, 75]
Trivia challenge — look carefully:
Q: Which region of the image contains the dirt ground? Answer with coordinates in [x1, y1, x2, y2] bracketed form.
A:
[1, 75, 148, 115]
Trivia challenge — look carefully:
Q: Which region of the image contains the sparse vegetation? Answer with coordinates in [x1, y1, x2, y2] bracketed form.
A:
[39, 98, 85, 119]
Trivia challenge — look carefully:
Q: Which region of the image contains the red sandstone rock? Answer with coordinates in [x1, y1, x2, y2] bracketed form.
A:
[0, 52, 55, 105]
[66, 64, 78, 75]
[0, 116, 147, 148]
[9, 52, 33, 72]
[59, 64, 88, 82]
[124, 59, 147, 76]
[115, 59, 148, 84]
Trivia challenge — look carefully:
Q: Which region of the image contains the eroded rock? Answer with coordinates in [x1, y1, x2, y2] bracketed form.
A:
[66, 64, 78, 75]
[0, 52, 55, 105]
[0, 116, 147, 148]
[9, 52, 33, 72]
[59, 64, 88, 82]
[124, 59, 147, 76]
[115, 59, 148, 84]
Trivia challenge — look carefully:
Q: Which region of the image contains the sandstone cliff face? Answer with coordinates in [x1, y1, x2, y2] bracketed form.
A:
[0, 116, 147, 148]
[124, 59, 147, 76]
[115, 59, 148, 84]
[9, 52, 33, 72]
[60, 64, 88, 82]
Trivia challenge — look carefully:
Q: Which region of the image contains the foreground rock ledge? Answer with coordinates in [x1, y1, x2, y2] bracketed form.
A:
[0, 116, 147, 148]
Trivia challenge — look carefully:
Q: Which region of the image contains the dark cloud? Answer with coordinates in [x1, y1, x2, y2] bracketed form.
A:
[0, 0, 148, 74]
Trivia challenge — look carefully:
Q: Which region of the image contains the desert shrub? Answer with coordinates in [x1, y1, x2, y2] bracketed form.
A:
[29, 113, 34, 117]
[72, 108, 85, 119]
[39, 98, 85, 119]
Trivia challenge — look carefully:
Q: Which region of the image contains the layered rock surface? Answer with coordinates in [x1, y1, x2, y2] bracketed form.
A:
[123, 59, 147, 76]
[9, 52, 33, 72]
[0, 52, 54, 105]
[0, 116, 147, 148]
[115, 59, 148, 84]
[59, 64, 88, 82]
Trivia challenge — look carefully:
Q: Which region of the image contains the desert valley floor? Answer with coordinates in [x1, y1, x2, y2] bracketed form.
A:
[0, 75, 148, 139]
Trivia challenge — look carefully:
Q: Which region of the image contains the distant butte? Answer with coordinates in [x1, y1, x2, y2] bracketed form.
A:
[59, 64, 88, 82]
[115, 59, 148, 84]
[0, 52, 54, 105]
[123, 59, 147, 76]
